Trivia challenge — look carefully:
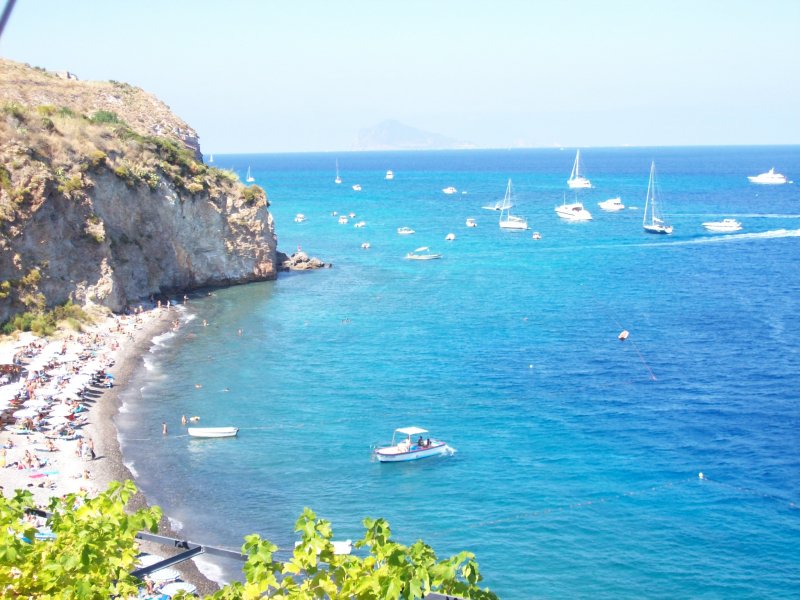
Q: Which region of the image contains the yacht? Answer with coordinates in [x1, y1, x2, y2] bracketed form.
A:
[555, 197, 593, 221]
[352, 184, 362, 191]
[294, 213, 306, 223]
[397, 227, 415, 235]
[442, 186, 457, 194]
[338, 215, 349, 224]
[498, 179, 528, 230]
[567, 150, 592, 189]
[748, 168, 787, 184]
[703, 218, 742, 233]
[598, 197, 625, 212]
[385, 170, 394, 180]
[465, 218, 477, 227]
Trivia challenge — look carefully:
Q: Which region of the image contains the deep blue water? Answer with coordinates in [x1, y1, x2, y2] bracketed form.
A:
[117, 147, 800, 598]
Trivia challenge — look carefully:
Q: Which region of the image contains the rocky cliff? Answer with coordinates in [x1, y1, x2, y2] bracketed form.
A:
[0, 59, 277, 325]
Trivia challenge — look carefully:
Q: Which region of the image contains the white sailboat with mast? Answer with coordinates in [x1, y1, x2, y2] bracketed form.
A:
[642, 161, 673, 235]
[498, 179, 528, 230]
[567, 149, 592, 189]
[335, 160, 342, 184]
[245, 166, 254, 183]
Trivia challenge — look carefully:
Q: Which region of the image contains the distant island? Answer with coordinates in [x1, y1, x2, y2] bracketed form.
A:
[355, 119, 474, 151]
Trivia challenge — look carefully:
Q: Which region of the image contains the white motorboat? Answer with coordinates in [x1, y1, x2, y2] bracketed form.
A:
[598, 197, 625, 211]
[703, 218, 742, 233]
[442, 186, 457, 194]
[555, 197, 593, 221]
[245, 166, 255, 183]
[532, 231, 542, 240]
[335, 160, 342, 184]
[385, 170, 394, 180]
[361, 242, 371, 249]
[338, 215, 349, 224]
[567, 149, 592, 189]
[445, 233, 456, 241]
[294, 213, 306, 223]
[405, 246, 442, 260]
[397, 226, 415, 235]
[374, 426, 450, 462]
[352, 184, 362, 191]
[748, 168, 787, 184]
[353, 221, 366, 228]
[188, 427, 239, 438]
[498, 179, 528, 230]
[466, 218, 477, 227]
[643, 161, 673, 235]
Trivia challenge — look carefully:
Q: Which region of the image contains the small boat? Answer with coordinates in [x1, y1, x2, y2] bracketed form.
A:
[466, 218, 477, 227]
[374, 426, 449, 462]
[208, 153, 214, 164]
[748, 168, 787, 185]
[442, 186, 457, 194]
[352, 184, 362, 191]
[188, 427, 239, 438]
[445, 233, 456, 241]
[703, 218, 742, 233]
[335, 160, 342, 184]
[385, 170, 394, 180]
[397, 226, 415, 235]
[532, 231, 542, 240]
[618, 330, 630, 341]
[405, 246, 442, 260]
[555, 196, 593, 221]
[354, 221, 366, 228]
[642, 161, 673, 234]
[245, 166, 255, 183]
[338, 215, 349, 224]
[567, 149, 592, 189]
[498, 179, 528, 230]
[361, 242, 371, 249]
[598, 197, 625, 212]
[294, 213, 306, 223]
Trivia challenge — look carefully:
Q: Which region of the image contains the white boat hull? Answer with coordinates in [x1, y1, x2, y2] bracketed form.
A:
[188, 427, 239, 438]
[375, 441, 448, 462]
[555, 203, 593, 221]
[499, 219, 528, 230]
[567, 177, 592, 189]
[703, 219, 742, 233]
[643, 224, 673, 235]
[598, 198, 625, 211]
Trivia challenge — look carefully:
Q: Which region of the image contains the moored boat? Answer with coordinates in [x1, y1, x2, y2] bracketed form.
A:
[385, 170, 394, 180]
[555, 196, 593, 221]
[405, 247, 442, 260]
[498, 179, 528, 230]
[374, 426, 449, 462]
[442, 186, 457, 194]
[598, 197, 625, 211]
[188, 427, 239, 438]
[748, 168, 787, 184]
[703, 218, 742, 233]
[397, 226, 415, 235]
[642, 161, 673, 234]
[567, 149, 592, 189]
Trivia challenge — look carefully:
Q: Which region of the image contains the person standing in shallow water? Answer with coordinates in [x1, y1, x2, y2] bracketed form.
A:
[162, 421, 168, 435]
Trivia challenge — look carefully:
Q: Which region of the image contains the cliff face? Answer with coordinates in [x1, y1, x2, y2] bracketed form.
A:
[0, 59, 277, 324]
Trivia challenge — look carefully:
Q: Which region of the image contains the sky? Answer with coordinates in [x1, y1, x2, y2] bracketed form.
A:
[1, 0, 798, 153]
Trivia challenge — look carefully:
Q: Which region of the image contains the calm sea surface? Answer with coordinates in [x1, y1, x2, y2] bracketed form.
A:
[116, 147, 800, 598]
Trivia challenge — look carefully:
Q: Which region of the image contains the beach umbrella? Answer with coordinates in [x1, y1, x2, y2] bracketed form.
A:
[36, 386, 61, 398]
[22, 399, 49, 409]
[12, 408, 38, 419]
[160, 582, 197, 597]
[55, 390, 81, 401]
[48, 405, 74, 417]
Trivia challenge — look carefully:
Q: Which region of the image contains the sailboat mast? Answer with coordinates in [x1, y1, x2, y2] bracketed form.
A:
[644, 161, 655, 226]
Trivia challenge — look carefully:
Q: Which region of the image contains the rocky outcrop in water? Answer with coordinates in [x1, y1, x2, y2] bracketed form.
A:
[0, 59, 278, 325]
[278, 251, 331, 271]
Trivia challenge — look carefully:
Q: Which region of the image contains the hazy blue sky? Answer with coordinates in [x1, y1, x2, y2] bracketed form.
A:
[1, 1, 798, 152]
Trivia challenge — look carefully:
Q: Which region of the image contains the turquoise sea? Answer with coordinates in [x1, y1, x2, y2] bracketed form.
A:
[116, 147, 800, 598]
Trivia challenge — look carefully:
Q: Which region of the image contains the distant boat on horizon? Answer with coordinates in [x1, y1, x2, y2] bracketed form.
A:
[748, 168, 788, 184]
[335, 160, 342, 184]
[208, 153, 214, 164]
[245, 166, 254, 183]
[385, 170, 394, 180]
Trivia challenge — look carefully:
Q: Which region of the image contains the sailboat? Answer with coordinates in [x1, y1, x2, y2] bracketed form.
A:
[245, 166, 254, 183]
[567, 149, 592, 189]
[335, 160, 342, 184]
[498, 179, 528, 230]
[208, 153, 214, 164]
[642, 161, 673, 235]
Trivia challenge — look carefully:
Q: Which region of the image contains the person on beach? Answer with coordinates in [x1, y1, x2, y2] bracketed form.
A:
[87, 438, 95, 460]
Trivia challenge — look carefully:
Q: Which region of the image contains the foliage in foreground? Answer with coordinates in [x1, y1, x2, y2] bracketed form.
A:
[0, 482, 498, 599]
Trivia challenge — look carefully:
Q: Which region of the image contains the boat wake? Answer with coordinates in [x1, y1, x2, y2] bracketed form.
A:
[443, 444, 457, 456]
[569, 228, 800, 252]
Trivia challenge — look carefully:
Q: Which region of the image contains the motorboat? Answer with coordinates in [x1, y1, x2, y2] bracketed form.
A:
[294, 213, 306, 223]
[397, 226, 415, 235]
[598, 197, 625, 211]
[442, 186, 457, 194]
[498, 179, 528, 230]
[748, 168, 787, 184]
[353, 221, 366, 228]
[361, 242, 371, 249]
[188, 427, 239, 438]
[445, 233, 456, 241]
[466, 218, 477, 227]
[385, 170, 394, 180]
[405, 247, 442, 260]
[352, 184, 362, 191]
[555, 198, 593, 221]
[567, 149, 592, 189]
[374, 426, 450, 462]
[532, 231, 542, 240]
[338, 215, 349, 224]
[642, 162, 673, 234]
[703, 218, 742, 233]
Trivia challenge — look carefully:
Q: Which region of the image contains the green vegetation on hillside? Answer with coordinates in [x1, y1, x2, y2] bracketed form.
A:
[0, 482, 498, 599]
